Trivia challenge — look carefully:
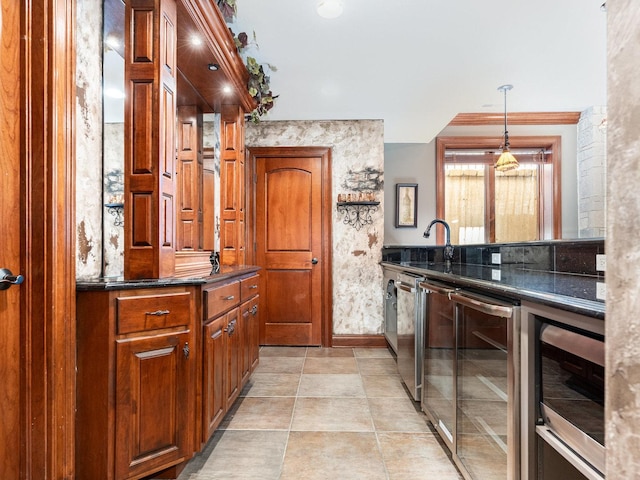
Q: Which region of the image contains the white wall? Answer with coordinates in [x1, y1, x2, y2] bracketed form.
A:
[383, 122, 582, 246]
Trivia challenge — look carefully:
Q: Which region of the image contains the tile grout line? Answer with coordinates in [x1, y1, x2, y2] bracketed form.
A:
[356, 350, 392, 480]
[277, 347, 308, 479]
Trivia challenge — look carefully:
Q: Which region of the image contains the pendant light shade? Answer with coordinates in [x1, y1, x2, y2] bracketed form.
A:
[495, 84, 519, 172]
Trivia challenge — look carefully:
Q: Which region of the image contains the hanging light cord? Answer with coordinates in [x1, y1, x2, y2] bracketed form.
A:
[502, 85, 510, 149]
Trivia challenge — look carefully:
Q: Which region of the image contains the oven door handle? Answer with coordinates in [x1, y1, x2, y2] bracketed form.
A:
[540, 324, 605, 367]
[396, 281, 416, 293]
[449, 292, 513, 318]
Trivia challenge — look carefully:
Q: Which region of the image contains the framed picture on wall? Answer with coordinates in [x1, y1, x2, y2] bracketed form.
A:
[395, 183, 418, 228]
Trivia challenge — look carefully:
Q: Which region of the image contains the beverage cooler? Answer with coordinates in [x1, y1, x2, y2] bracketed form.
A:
[421, 280, 521, 480]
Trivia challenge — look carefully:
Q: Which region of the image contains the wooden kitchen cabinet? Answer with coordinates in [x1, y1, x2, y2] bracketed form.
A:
[240, 274, 261, 380]
[76, 286, 197, 480]
[201, 273, 260, 443]
[220, 104, 246, 266]
[202, 280, 241, 442]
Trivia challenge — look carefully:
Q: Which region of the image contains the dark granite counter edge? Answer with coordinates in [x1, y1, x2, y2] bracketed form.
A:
[381, 261, 605, 320]
[76, 265, 261, 291]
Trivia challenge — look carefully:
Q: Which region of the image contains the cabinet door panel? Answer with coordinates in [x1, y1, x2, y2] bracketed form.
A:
[203, 316, 226, 441]
[226, 308, 241, 410]
[115, 331, 191, 479]
[250, 295, 260, 372]
[240, 300, 252, 386]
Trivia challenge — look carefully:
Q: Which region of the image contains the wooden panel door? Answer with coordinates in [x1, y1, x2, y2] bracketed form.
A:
[115, 331, 193, 479]
[124, 0, 177, 279]
[203, 315, 226, 441]
[0, 4, 22, 476]
[2, 1, 76, 477]
[220, 104, 245, 266]
[249, 296, 260, 372]
[176, 105, 203, 251]
[225, 307, 241, 410]
[255, 149, 331, 346]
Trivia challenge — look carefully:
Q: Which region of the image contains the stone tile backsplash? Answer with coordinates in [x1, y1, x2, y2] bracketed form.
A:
[382, 238, 605, 278]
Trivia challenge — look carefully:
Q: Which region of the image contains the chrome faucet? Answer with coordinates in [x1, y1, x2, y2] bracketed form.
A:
[423, 219, 454, 264]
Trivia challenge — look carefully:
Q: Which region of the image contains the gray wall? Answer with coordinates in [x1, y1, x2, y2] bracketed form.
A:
[383, 122, 581, 246]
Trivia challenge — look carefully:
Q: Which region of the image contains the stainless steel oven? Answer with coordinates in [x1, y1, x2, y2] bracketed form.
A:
[532, 307, 605, 479]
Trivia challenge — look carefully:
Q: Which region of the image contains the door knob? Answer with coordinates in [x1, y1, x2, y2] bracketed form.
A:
[311, 258, 318, 265]
[0, 268, 24, 291]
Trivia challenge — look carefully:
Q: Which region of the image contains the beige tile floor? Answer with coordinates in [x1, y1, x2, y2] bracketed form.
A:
[177, 347, 463, 480]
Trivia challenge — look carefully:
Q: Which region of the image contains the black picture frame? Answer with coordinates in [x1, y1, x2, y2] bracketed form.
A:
[395, 183, 418, 228]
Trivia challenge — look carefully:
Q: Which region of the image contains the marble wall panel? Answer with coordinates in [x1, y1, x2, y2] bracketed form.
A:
[75, 0, 103, 280]
[606, 1, 640, 478]
[245, 120, 385, 336]
[577, 105, 607, 238]
[103, 123, 125, 277]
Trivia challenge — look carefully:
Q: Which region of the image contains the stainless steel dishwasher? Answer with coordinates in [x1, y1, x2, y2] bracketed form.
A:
[396, 271, 426, 401]
[382, 266, 398, 355]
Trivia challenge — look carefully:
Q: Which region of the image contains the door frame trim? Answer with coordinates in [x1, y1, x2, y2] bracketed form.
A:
[20, 0, 77, 477]
[246, 146, 333, 347]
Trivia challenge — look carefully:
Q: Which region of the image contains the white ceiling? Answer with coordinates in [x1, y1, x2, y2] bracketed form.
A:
[232, 0, 607, 143]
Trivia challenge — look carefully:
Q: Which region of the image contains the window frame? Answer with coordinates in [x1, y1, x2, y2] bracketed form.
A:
[435, 135, 562, 245]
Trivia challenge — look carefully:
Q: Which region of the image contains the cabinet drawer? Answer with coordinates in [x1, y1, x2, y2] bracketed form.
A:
[116, 292, 192, 335]
[241, 275, 260, 301]
[205, 281, 240, 320]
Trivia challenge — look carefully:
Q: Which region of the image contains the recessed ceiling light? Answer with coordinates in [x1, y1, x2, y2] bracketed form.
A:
[191, 35, 202, 46]
[208, 63, 219, 71]
[317, 0, 343, 19]
[223, 85, 232, 94]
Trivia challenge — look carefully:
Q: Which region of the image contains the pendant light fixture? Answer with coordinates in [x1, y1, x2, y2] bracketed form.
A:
[495, 84, 519, 172]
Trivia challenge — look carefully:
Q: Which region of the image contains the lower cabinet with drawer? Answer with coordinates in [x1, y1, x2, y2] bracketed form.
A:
[201, 274, 260, 443]
[76, 286, 197, 480]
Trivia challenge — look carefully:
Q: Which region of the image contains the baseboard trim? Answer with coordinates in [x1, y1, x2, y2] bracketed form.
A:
[331, 334, 388, 348]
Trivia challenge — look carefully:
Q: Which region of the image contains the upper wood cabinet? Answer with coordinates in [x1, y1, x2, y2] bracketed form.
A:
[176, 105, 204, 252]
[123, 0, 255, 279]
[220, 104, 246, 266]
[124, 0, 178, 280]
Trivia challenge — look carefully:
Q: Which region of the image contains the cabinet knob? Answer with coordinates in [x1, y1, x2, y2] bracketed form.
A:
[251, 305, 258, 315]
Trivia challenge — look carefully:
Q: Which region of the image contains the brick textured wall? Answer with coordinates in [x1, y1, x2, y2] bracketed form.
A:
[577, 106, 607, 238]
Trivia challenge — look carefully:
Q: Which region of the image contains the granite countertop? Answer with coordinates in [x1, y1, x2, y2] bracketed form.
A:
[381, 261, 605, 319]
[76, 265, 261, 291]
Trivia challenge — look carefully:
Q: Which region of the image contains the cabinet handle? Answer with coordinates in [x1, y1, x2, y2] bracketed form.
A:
[249, 285, 258, 289]
[225, 319, 236, 336]
[145, 309, 170, 316]
[223, 295, 235, 301]
[183, 342, 190, 359]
